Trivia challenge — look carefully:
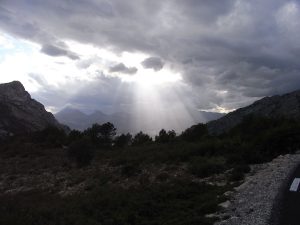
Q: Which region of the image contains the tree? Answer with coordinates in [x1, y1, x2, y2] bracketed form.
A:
[132, 132, 152, 146]
[155, 129, 176, 143]
[32, 126, 66, 146]
[114, 133, 132, 147]
[181, 123, 207, 142]
[84, 122, 116, 146]
[68, 130, 83, 143]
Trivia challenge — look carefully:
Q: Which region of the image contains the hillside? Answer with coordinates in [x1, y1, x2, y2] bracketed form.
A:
[0, 81, 64, 137]
[207, 90, 300, 134]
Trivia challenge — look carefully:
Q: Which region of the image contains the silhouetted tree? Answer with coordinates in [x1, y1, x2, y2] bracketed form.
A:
[155, 129, 176, 143]
[132, 131, 152, 146]
[32, 126, 66, 146]
[114, 133, 132, 147]
[181, 123, 207, 142]
[84, 122, 116, 146]
[68, 130, 83, 143]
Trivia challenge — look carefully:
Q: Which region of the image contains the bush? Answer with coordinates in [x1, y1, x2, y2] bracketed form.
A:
[32, 126, 66, 147]
[114, 133, 132, 147]
[67, 130, 83, 144]
[121, 163, 141, 177]
[84, 123, 116, 146]
[188, 157, 226, 178]
[155, 129, 176, 143]
[181, 123, 208, 142]
[68, 137, 95, 167]
[132, 132, 152, 146]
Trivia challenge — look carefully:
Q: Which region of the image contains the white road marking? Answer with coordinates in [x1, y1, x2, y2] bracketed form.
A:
[290, 178, 300, 192]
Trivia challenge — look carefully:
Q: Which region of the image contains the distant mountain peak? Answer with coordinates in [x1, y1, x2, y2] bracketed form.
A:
[90, 110, 107, 116]
[57, 107, 87, 115]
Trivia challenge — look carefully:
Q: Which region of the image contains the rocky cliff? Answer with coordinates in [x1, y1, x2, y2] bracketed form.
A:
[0, 81, 64, 137]
[207, 90, 300, 134]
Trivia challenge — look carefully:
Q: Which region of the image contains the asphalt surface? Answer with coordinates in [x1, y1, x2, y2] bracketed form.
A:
[278, 164, 300, 225]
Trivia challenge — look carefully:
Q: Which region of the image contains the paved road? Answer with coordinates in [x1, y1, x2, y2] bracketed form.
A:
[279, 164, 300, 225]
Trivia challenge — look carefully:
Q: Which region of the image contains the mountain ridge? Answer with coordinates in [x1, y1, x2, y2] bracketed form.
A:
[55, 107, 224, 134]
[207, 89, 300, 134]
[0, 81, 65, 137]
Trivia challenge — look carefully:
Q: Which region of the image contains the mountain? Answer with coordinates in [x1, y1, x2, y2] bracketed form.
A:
[55, 108, 132, 133]
[55, 107, 89, 131]
[55, 107, 224, 134]
[0, 81, 65, 137]
[207, 89, 300, 134]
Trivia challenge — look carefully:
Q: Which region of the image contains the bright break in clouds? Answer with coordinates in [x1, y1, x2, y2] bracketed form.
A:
[0, 0, 300, 132]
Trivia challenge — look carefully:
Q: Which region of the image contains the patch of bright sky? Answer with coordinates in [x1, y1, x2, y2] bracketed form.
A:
[0, 35, 233, 114]
[0, 38, 85, 93]
[0, 33, 183, 90]
[199, 105, 234, 114]
[66, 40, 182, 85]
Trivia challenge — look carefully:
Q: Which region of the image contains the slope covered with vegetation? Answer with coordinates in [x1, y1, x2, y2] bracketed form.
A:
[1, 115, 300, 225]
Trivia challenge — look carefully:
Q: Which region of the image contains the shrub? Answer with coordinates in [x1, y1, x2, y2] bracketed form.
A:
[114, 133, 132, 147]
[67, 130, 83, 144]
[132, 132, 152, 146]
[32, 126, 66, 146]
[67, 137, 95, 167]
[188, 157, 226, 178]
[181, 123, 208, 142]
[121, 163, 141, 177]
[84, 123, 116, 146]
[155, 129, 176, 143]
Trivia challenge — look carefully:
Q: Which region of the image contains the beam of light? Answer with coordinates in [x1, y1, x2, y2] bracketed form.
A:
[120, 67, 182, 85]
[130, 79, 197, 135]
[0, 36, 225, 134]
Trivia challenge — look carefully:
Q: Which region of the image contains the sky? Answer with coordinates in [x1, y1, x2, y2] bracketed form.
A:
[0, 0, 300, 131]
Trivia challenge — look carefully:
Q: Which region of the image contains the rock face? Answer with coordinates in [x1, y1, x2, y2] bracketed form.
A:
[207, 90, 300, 134]
[0, 81, 63, 136]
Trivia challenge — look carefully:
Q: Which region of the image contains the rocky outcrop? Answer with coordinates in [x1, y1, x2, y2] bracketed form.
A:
[0, 81, 64, 137]
[207, 90, 300, 134]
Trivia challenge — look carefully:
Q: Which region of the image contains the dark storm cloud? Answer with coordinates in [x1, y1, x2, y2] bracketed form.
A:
[109, 63, 138, 74]
[1, 0, 300, 111]
[41, 44, 79, 60]
[141, 57, 164, 71]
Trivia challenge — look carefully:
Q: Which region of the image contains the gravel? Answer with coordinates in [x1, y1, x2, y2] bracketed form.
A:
[214, 152, 300, 225]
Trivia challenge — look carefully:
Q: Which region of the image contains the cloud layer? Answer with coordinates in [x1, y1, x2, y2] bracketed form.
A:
[1, 0, 300, 119]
